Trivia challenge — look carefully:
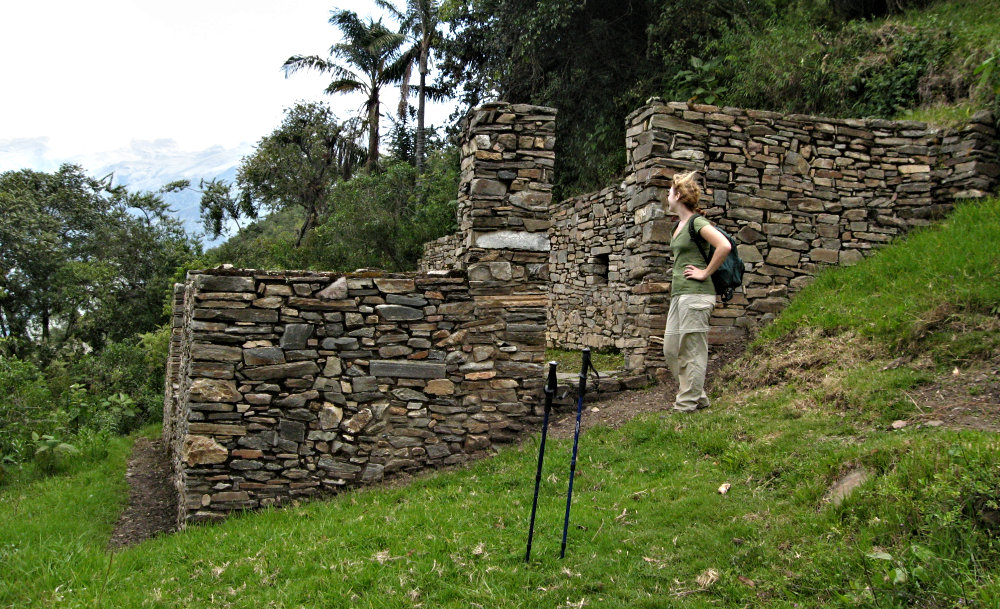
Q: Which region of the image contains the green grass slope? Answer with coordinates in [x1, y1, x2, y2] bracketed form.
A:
[2, 199, 999, 608]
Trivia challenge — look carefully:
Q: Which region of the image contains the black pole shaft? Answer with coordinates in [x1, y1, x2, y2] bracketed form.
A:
[561, 348, 591, 559]
[525, 361, 558, 563]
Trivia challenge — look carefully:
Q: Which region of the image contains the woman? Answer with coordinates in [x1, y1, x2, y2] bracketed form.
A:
[662, 171, 731, 412]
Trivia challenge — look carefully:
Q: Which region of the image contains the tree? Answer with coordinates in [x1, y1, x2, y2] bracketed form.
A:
[200, 101, 366, 247]
[312, 144, 459, 272]
[284, 10, 409, 172]
[436, 0, 774, 196]
[0, 165, 198, 356]
[377, 0, 447, 174]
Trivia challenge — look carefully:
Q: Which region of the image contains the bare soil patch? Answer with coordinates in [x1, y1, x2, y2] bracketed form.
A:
[905, 360, 1000, 432]
[548, 339, 747, 439]
[108, 437, 177, 549]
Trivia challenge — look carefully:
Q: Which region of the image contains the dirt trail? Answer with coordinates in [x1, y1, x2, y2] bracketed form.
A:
[108, 437, 177, 549]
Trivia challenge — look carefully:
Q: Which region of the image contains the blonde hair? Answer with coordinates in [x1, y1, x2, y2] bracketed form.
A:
[671, 171, 703, 213]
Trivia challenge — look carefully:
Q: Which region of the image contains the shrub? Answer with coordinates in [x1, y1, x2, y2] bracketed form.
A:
[711, 11, 956, 118]
[31, 432, 79, 476]
[0, 356, 62, 462]
[64, 335, 166, 431]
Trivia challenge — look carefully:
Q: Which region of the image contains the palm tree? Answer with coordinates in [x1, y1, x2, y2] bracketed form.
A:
[284, 10, 408, 172]
[376, 0, 446, 174]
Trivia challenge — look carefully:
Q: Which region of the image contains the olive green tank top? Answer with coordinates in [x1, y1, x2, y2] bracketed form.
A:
[670, 215, 716, 296]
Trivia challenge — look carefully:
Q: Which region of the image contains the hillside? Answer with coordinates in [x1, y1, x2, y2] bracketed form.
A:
[2, 197, 997, 608]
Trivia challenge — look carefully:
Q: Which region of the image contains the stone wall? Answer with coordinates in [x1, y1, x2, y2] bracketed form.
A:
[418, 232, 462, 272]
[547, 185, 632, 353]
[542, 99, 998, 371]
[166, 101, 558, 526]
[170, 96, 998, 524]
[165, 269, 546, 525]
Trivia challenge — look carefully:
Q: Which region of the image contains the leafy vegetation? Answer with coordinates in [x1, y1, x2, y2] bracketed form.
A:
[437, 0, 1000, 196]
[0, 165, 197, 356]
[0, 164, 196, 474]
[200, 145, 459, 273]
[284, 9, 410, 172]
[198, 101, 366, 246]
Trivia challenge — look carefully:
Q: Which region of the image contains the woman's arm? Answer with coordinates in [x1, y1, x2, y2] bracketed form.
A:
[682, 224, 732, 282]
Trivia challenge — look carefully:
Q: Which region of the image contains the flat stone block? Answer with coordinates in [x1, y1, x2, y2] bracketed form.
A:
[370, 360, 447, 379]
[242, 361, 320, 381]
[244, 347, 285, 366]
[189, 378, 241, 403]
[374, 278, 416, 293]
[195, 275, 255, 293]
[280, 324, 314, 349]
[188, 423, 247, 436]
[473, 231, 550, 252]
[190, 343, 243, 362]
[376, 304, 424, 321]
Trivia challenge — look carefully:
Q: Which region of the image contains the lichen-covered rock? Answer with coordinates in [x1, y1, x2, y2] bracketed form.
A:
[183, 435, 228, 466]
[189, 379, 240, 403]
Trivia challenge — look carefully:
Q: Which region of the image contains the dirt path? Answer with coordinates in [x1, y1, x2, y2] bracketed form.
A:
[108, 437, 177, 549]
[548, 339, 746, 439]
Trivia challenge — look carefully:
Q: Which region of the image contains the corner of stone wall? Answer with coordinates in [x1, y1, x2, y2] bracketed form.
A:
[166, 102, 559, 526]
[621, 99, 725, 373]
[458, 101, 558, 409]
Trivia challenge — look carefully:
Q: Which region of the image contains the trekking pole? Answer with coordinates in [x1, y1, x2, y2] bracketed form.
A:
[560, 348, 599, 559]
[525, 361, 558, 563]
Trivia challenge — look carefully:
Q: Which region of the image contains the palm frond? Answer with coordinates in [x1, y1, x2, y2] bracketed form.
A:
[330, 10, 367, 42]
[382, 52, 413, 84]
[328, 64, 363, 86]
[420, 84, 452, 103]
[282, 55, 334, 78]
[325, 78, 366, 96]
[374, 0, 406, 25]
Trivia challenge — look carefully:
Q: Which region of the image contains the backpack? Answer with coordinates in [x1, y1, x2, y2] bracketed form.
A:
[688, 214, 745, 302]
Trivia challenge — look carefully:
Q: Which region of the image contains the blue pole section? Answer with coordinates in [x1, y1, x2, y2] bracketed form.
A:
[525, 361, 558, 563]
[561, 348, 592, 559]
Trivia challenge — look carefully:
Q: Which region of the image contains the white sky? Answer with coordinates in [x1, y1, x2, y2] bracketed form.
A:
[0, 0, 456, 172]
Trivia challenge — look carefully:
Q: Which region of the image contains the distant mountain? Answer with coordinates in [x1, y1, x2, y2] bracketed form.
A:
[86, 140, 251, 245]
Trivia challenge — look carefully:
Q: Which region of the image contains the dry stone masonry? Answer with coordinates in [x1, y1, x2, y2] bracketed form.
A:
[169, 97, 998, 524]
[166, 102, 558, 526]
[440, 99, 997, 374]
[166, 269, 548, 525]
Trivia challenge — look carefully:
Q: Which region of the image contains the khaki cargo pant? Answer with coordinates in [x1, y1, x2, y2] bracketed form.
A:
[663, 294, 716, 412]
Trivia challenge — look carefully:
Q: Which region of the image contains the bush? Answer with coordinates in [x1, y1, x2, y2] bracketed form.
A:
[63, 334, 166, 431]
[710, 9, 956, 118]
[0, 356, 62, 462]
[31, 432, 79, 476]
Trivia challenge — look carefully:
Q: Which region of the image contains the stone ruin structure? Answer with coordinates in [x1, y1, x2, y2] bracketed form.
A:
[165, 99, 997, 525]
[430, 99, 998, 372]
[164, 104, 557, 525]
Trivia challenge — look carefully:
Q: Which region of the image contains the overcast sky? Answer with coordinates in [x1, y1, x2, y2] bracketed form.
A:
[0, 0, 456, 174]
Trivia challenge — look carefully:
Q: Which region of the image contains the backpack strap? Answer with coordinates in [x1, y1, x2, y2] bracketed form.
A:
[687, 213, 711, 265]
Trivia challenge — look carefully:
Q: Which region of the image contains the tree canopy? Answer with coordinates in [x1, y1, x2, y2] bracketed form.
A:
[0, 164, 198, 357]
[199, 101, 366, 247]
[284, 10, 410, 172]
